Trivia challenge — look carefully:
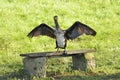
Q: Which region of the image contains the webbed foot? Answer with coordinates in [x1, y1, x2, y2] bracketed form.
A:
[63, 50, 67, 56]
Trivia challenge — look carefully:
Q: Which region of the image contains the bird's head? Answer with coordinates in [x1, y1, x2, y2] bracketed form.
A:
[54, 16, 58, 21]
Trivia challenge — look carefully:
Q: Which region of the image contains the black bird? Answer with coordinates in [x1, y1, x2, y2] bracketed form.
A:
[27, 16, 96, 54]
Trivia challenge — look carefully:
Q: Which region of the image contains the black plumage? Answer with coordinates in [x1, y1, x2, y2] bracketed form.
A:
[27, 16, 96, 54]
[27, 23, 55, 38]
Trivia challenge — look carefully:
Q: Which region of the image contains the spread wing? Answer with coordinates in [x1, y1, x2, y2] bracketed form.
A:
[64, 21, 96, 40]
[27, 23, 55, 39]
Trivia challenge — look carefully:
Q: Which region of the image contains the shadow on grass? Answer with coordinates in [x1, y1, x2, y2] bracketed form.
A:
[0, 69, 30, 80]
[0, 70, 120, 80]
[55, 72, 120, 80]
[102, 73, 120, 80]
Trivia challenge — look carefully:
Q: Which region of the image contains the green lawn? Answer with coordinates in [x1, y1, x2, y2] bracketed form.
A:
[0, 0, 120, 80]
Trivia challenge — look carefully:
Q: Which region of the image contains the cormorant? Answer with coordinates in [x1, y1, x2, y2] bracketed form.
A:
[27, 16, 96, 54]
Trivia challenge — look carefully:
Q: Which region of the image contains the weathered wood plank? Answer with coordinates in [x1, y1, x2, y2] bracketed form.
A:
[20, 49, 96, 58]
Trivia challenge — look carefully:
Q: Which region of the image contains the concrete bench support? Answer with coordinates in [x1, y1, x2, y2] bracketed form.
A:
[72, 54, 87, 71]
[72, 53, 95, 71]
[23, 57, 46, 78]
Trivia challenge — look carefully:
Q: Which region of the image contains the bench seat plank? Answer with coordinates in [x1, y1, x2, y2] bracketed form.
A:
[20, 49, 96, 58]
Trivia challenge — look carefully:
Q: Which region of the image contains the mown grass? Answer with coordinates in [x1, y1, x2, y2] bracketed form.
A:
[0, 0, 120, 80]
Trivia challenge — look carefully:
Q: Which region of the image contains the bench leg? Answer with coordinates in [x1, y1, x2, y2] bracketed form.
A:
[23, 57, 46, 78]
[72, 53, 95, 71]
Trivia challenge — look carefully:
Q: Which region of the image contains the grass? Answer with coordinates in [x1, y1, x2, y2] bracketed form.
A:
[0, 0, 120, 80]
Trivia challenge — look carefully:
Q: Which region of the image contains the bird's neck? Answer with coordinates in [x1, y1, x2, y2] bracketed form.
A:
[54, 19, 60, 30]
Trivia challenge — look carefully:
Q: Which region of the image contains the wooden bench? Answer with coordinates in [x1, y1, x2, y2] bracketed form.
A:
[20, 49, 96, 78]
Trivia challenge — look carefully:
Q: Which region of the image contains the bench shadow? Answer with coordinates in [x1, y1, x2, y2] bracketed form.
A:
[102, 72, 120, 80]
[54, 72, 120, 80]
[0, 70, 120, 80]
[0, 69, 30, 80]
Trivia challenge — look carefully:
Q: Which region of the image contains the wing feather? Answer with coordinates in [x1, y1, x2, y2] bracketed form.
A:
[65, 21, 96, 40]
[27, 23, 55, 39]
